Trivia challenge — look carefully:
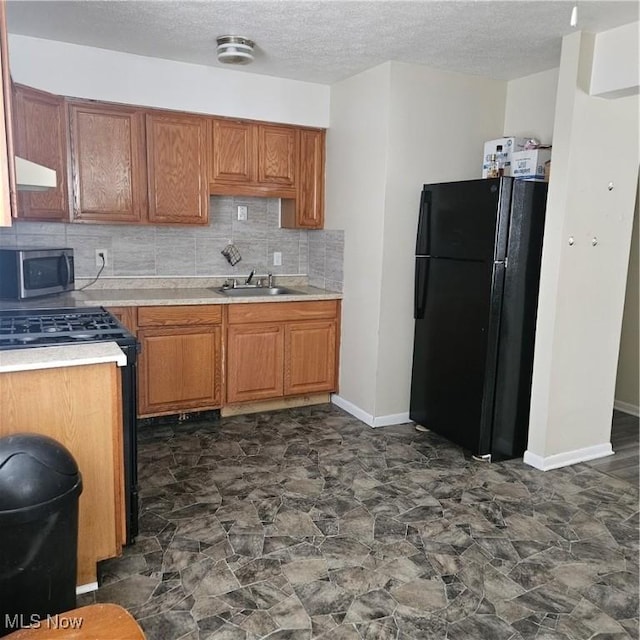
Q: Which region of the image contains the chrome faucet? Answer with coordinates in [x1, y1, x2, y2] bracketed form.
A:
[245, 269, 255, 285]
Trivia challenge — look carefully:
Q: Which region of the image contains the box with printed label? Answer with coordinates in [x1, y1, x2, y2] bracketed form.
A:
[482, 137, 528, 178]
[511, 149, 552, 179]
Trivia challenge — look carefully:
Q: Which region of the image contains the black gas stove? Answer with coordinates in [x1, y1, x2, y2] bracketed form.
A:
[0, 306, 140, 545]
[0, 307, 137, 350]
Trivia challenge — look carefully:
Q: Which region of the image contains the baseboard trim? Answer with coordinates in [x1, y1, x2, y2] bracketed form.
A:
[523, 442, 614, 471]
[222, 393, 330, 417]
[613, 400, 640, 417]
[372, 412, 412, 428]
[331, 394, 374, 426]
[330, 395, 411, 428]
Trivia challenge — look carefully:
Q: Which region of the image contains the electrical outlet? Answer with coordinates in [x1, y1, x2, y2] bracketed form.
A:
[237, 205, 248, 221]
[95, 249, 110, 267]
[273, 251, 282, 266]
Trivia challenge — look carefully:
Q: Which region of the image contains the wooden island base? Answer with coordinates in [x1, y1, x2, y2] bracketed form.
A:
[0, 360, 125, 586]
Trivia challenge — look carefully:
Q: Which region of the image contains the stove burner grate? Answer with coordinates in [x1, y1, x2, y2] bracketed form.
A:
[0, 307, 138, 350]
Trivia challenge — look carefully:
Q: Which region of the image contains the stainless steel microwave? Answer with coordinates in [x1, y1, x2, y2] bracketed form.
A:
[0, 248, 75, 299]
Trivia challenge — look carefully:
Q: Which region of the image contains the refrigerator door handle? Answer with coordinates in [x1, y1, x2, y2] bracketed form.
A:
[416, 190, 431, 255]
[414, 259, 429, 320]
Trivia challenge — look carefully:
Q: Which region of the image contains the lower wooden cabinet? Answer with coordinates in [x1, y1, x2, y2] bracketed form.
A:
[226, 300, 340, 404]
[136, 305, 222, 417]
[226, 324, 284, 403]
[106, 301, 339, 415]
[284, 320, 337, 396]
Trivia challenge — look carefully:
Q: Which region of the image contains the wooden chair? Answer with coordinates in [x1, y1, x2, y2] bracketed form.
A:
[4, 604, 145, 639]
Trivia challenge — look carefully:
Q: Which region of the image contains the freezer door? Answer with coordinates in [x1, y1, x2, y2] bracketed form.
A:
[417, 178, 511, 262]
[410, 257, 497, 455]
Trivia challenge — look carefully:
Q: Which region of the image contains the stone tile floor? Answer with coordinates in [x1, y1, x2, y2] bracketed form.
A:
[82, 404, 639, 639]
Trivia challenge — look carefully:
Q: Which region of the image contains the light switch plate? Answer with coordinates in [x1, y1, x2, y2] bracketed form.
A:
[237, 205, 248, 221]
[273, 251, 282, 266]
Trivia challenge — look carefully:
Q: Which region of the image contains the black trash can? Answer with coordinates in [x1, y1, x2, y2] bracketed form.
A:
[0, 434, 83, 637]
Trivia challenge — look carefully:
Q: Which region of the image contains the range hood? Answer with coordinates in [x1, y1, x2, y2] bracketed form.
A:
[15, 156, 57, 191]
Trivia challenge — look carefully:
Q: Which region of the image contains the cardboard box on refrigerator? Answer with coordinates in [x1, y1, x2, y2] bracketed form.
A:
[511, 149, 552, 180]
[482, 137, 528, 178]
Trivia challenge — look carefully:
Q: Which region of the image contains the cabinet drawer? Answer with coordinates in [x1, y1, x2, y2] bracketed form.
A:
[227, 300, 338, 324]
[137, 305, 222, 327]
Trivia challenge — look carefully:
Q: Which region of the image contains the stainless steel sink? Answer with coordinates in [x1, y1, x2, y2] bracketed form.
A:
[215, 286, 301, 297]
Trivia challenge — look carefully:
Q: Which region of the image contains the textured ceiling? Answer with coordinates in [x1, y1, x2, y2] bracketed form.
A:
[6, 1, 639, 84]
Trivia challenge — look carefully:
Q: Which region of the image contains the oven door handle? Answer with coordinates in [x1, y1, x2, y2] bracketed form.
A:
[59, 253, 72, 288]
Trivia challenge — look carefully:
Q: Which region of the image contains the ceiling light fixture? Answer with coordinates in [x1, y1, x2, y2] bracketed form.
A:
[570, 5, 578, 27]
[216, 36, 255, 65]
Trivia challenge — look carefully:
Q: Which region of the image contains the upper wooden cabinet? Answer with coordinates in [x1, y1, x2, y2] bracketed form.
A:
[257, 123, 297, 188]
[69, 102, 209, 225]
[281, 128, 325, 229]
[13, 84, 69, 221]
[69, 102, 147, 223]
[13, 81, 326, 227]
[211, 119, 254, 186]
[146, 112, 209, 224]
[210, 118, 297, 197]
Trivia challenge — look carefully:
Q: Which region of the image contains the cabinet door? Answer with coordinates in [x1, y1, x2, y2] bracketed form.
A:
[146, 112, 209, 224]
[284, 320, 336, 396]
[210, 118, 255, 186]
[227, 323, 284, 403]
[281, 128, 325, 229]
[13, 84, 69, 220]
[69, 103, 147, 223]
[297, 128, 325, 228]
[257, 124, 297, 188]
[138, 326, 221, 416]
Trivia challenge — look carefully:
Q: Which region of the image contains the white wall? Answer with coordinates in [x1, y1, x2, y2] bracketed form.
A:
[376, 62, 506, 418]
[327, 60, 506, 423]
[325, 63, 391, 417]
[504, 68, 559, 144]
[590, 22, 640, 98]
[526, 31, 640, 470]
[8, 35, 330, 126]
[615, 186, 639, 414]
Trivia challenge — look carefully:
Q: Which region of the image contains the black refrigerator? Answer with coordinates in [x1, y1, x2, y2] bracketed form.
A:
[410, 177, 548, 461]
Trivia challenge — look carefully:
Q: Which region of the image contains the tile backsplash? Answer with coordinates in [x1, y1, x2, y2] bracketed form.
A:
[0, 196, 344, 291]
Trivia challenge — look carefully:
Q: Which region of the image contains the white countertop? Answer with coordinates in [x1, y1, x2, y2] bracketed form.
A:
[77, 284, 341, 307]
[0, 280, 341, 373]
[0, 283, 342, 310]
[0, 342, 127, 373]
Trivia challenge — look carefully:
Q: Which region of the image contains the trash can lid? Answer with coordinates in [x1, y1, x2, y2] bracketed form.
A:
[0, 433, 80, 511]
